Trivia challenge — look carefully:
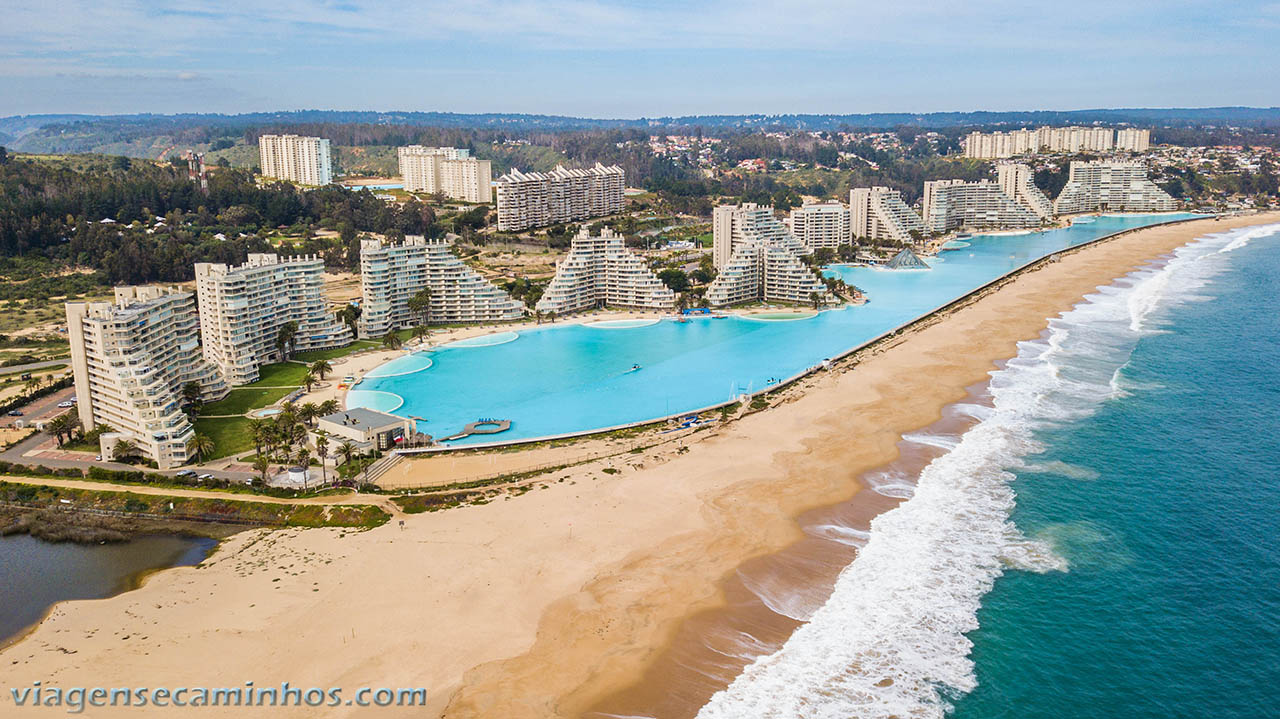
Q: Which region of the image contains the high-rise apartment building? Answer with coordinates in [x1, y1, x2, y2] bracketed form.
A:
[358, 236, 524, 337]
[494, 163, 625, 231]
[1053, 161, 1177, 214]
[920, 179, 1043, 234]
[195, 254, 352, 386]
[996, 163, 1055, 220]
[66, 286, 228, 469]
[1115, 128, 1152, 152]
[788, 201, 852, 250]
[259, 134, 333, 185]
[397, 146, 493, 203]
[849, 187, 926, 243]
[706, 203, 831, 307]
[535, 227, 675, 314]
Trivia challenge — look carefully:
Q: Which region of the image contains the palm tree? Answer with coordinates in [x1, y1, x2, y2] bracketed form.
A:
[302, 371, 318, 393]
[318, 399, 339, 417]
[180, 381, 202, 412]
[809, 291, 820, 310]
[252, 455, 271, 484]
[337, 304, 361, 338]
[411, 325, 429, 345]
[309, 359, 333, 381]
[534, 309, 543, 325]
[247, 418, 267, 457]
[188, 433, 215, 463]
[275, 320, 299, 360]
[337, 440, 358, 467]
[315, 434, 330, 486]
[382, 330, 403, 350]
[47, 414, 70, 447]
[299, 402, 319, 426]
[23, 376, 40, 396]
[406, 287, 432, 326]
[112, 438, 138, 462]
[295, 447, 312, 490]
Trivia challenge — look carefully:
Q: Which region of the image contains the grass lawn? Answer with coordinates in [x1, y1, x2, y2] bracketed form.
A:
[199, 387, 294, 416]
[244, 361, 311, 387]
[293, 341, 378, 363]
[193, 417, 254, 459]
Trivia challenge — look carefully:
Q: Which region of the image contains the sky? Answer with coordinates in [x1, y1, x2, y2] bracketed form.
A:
[1, 0, 1278, 117]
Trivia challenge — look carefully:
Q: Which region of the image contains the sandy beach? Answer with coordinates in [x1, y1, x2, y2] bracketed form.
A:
[3, 213, 1277, 717]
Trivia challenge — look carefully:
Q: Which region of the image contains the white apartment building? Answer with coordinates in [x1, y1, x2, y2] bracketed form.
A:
[920, 179, 1043, 234]
[712, 202, 809, 270]
[997, 163, 1055, 220]
[259, 134, 333, 186]
[787, 201, 852, 250]
[706, 203, 831, 307]
[849, 187, 926, 243]
[1115, 128, 1152, 152]
[195, 254, 352, 386]
[1053, 161, 1177, 214]
[358, 236, 524, 337]
[962, 126, 1141, 159]
[397, 146, 493, 203]
[66, 286, 229, 469]
[535, 227, 674, 314]
[495, 163, 625, 232]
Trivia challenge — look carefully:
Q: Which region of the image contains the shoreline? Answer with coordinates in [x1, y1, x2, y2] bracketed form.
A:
[0, 213, 1275, 718]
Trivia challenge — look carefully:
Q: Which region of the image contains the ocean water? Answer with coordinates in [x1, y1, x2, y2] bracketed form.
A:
[695, 222, 1280, 718]
[353, 214, 1196, 442]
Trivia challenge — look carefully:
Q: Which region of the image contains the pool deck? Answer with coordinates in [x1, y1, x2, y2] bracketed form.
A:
[440, 419, 512, 442]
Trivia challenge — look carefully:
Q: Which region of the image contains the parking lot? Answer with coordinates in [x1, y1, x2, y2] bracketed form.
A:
[0, 386, 76, 429]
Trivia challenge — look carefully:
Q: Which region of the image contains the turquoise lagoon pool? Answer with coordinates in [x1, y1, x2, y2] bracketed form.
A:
[350, 214, 1198, 444]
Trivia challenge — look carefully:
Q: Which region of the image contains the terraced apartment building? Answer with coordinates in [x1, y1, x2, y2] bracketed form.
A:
[1053, 161, 1177, 214]
[849, 186, 926, 243]
[259, 134, 332, 186]
[535, 227, 674, 314]
[397, 146, 493, 202]
[494, 163, 625, 231]
[66, 286, 229, 469]
[357, 236, 524, 337]
[997, 162, 1056, 220]
[707, 203, 832, 307]
[787, 201, 852, 250]
[920, 178, 1043, 234]
[195, 254, 351, 385]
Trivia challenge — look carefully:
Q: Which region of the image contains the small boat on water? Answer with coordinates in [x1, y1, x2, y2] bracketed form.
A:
[627, 364, 642, 372]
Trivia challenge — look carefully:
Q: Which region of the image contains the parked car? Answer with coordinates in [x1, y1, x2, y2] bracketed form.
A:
[6, 410, 22, 417]
[198, 473, 214, 481]
[175, 469, 196, 478]
[94, 455, 102, 461]
[57, 401, 74, 408]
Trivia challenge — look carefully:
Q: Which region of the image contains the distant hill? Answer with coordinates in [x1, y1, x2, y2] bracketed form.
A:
[3, 107, 1278, 157]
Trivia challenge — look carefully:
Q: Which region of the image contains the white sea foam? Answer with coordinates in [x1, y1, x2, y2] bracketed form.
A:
[863, 469, 917, 499]
[695, 223, 1279, 719]
[805, 523, 872, 548]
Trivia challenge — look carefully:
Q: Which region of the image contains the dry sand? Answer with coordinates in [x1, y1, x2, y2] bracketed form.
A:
[3, 213, 1276, 718]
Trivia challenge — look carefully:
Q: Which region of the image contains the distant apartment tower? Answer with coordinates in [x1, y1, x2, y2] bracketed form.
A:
[358, 236, 524, 337]
[706, 203, 830, 307]
[195, 254, 352, 386]
[920, 179, 1043, 234]
[1053, 161, 1176, 215]
[397, 146, 493, 203]
[849, 187, 926, 243]
[259, 134, 333, 185]
[66, 286, 228, 469]
[1115, 128, 1152, 152]
[535, 227, 675, 314]
[494, 163, 625, 231]
[996, 163, 1055, 220]
[962, 126, 1139, 159]
[788, 201, 852, 250]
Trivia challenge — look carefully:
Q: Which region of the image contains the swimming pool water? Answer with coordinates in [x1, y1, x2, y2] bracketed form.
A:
[351, 214, 1199, 443]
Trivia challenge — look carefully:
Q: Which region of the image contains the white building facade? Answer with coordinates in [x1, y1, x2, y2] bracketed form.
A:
[996, 163, 1056, 220]
[535, 227, 674, 314]
[920, 178, 1043, 234]
[849, 187, 926, 243]
[358, 236, 524, 337]
[962, 126, 1147, 159]
[259, 134, 333, 185]
[397, 146, 493, 203]
[195, 254, 352, 386]
[1053, 161, 1177, 214]
[706, 203, 831, 307]
[66, 286, 229, 469]
[787, 201, 852, 250]
[495, 163, 625, 231]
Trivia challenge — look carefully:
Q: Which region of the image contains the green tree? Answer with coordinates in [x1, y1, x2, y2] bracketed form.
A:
[275, 321, 300, 359]
[657, 268, 689, 293]
[406, 287, 433, 326]
[309, 359, 333, 380]
[382, 330, 403, 350]
[188, 433, 215, 463]
[112, 438, 139, 461]
[337, 440, 358, 467]
[252, 455, 272, 484]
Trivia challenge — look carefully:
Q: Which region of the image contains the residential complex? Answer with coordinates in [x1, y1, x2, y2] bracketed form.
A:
[195, 254, 352, 386]
[259, 134, 333, 186]
[1053, 161, 1177, 214]
[962, 126, 1151, 159]
[706, 203, 831, 307]
[65, 286, 228, 469]
[996, 163, 1055, 220]
[787, 201, 852, 250]
[849, 186, 926, 243]
[494, 163, 625, 231]
[358, 236, 524, 337]
[535, 227, 675, 314]
[920, 178, 1042, 234]
[397, 146, 493, 203]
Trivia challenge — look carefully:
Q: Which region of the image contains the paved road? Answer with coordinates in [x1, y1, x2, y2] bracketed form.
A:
[0, 358, 71, 376]
[0, 387, 74, 428]
[0, 431, 256, 483]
